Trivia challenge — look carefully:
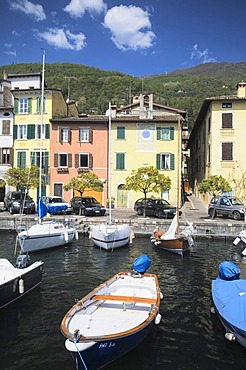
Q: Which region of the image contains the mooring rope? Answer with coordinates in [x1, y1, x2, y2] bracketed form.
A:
[73, 338, 88, 370]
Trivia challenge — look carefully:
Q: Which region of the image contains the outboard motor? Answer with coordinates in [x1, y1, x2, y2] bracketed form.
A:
[16, 254, 30, 269]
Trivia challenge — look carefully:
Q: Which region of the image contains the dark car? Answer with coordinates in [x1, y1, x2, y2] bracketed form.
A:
[4, 191, 36, 215]
[208, 196, 246, 220]
[70, 196, 106, 216]
[134, 198, 180, 218]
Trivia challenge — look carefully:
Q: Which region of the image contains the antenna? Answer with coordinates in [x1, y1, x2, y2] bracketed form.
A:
[64, 76, 77, 101]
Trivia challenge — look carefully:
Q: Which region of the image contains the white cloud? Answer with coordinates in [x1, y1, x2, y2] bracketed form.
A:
[36, 28, 86, 51]
[190, 44, 217, 63]
[12, 30, 21, 37]
[4, 50, 17, 58]
[103, 5, 156, 51]
[63, 0, 106, 18]
[9, 0, 46, 21]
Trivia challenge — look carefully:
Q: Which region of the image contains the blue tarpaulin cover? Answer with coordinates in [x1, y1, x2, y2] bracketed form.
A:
[212, 263, 246, 331]
[218, 261, 241, 280]
[47, 204, 67, 214]
[132, 255, 151, 273]
[37, 198, 47, 219]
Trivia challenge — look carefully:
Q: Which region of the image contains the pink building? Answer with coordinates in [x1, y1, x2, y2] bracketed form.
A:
[49, 116, 108, 205]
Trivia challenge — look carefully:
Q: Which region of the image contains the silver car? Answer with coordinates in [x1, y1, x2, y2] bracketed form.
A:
[208, 196, 246, 220]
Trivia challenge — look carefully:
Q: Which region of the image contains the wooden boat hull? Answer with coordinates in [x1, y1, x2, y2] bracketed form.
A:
[17, 221, 78, 253]
[0, 259, 44, 309]
[151, 237, 190, 256]
[91, 224, 130, 250]
[61, 271, 161, 370]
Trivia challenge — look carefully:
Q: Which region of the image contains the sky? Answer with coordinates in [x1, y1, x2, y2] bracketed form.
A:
[1, 0, 246, 77]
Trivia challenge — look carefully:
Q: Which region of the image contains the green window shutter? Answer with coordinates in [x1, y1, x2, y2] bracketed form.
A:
[27, 124, 35, 139]
[44, 152, 49, 174]
[13, 125, 17, 140]
[28, 98, 32, 114]
[116, 153, 125, 170]
[117, 127, 125, 139]
[45, 124, 50, 139]
[14, 99, 19, 114]
[36, 97, 41, 113]
[156, 127, 161, 140]
[17, 152, 26, 169]
[170, 127, 174, 140]
[170, 154, 175, 170]
[156, 154, 160, 169]
[30, 151, 35, 165]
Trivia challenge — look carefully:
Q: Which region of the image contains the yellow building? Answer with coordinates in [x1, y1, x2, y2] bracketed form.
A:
[188, 82, 246, 204]
[110, 94, 186, 208]
[8, 72, 77, 202]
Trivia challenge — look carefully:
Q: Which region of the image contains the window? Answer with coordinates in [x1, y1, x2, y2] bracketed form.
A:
[1, 148, 10, 164]
[2, 120, 10, 135]
[59, 127, 70, 142]
[79, 128, 89, 142]
[19, 98, 28, 113]
[79, 153, 89, 168]
[17, 151, 26, 168]
[36, 124, 45, 139]
[59, 153, 68, 167]
[116, 153, 125, 170]
[36, 96, 46, 113]
[156, 153, 175, 170]
[54, 183, 63, 197]
[18, 125, 27, 139]
[222, 113, 233, 129]
[222, 102, 232, 108]
[117, 127, 125, 139]
[222, 142, 233, 160]
[31, 151, 49, 174]
[156, 127, 174, 140]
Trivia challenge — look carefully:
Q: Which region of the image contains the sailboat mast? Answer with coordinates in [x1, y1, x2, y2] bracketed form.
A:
[108, 102, 112, 225]
[39, 50, 45, 199]
[176, 115, 181, 232]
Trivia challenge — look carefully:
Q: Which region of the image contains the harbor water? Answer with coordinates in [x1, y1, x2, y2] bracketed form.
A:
[0, 231, 246, 370]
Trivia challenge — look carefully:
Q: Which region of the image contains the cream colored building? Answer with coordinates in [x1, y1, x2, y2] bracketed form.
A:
[110, 94, 186, 208]
[8, 72, 77, 202]
[188, 82, 246, 204]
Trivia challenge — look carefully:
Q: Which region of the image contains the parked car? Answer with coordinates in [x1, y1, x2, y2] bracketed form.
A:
[4, 191, 36, 215]
[70, 196, 106, 216]
[208, 196, 246, 220]
[134, 198, 180, 218]
[41, 196, 73, 215]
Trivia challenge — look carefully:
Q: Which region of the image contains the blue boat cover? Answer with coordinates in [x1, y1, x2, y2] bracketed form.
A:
[212, 278, 246, 331]
[37, 198, 47, 219]
[132, 255, 151, 273]
[47, 204, 67, 214]
[218, 261, 241, 280]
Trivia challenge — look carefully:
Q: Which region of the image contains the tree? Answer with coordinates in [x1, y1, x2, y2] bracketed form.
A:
[124, 166, 171, 217]
[63, 172, 104, 215]
[3, 165, 41, 192]
[198, 175, 232, 219]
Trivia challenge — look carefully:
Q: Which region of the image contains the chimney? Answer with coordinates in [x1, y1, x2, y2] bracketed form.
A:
[236, 81, 246, 98]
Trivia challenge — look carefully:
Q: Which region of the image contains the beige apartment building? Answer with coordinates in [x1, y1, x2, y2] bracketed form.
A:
[188, 82, 246, 204]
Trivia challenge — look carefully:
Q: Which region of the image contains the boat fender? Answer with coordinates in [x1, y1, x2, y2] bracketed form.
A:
[64, 230, 69, 242]
[210, 307, 215, 314]
[225, 332, 236, 341]
[19, 278, 24, 294]
[233, 237, 241, 246]
[129, 231, 135, 244]
[75, 230, 79, 240]
[155, 313, 162, 325]
[242, 247, 246, 256]
[160, 291, 163, 300]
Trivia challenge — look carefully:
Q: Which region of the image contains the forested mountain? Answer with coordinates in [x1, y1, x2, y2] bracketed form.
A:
[1, 61, 246, 129]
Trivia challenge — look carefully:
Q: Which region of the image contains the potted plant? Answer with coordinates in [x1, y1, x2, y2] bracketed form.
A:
[106, 196, 115, 208]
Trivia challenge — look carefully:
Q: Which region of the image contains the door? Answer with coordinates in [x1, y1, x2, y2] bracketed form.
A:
[117, 184, 127, 207]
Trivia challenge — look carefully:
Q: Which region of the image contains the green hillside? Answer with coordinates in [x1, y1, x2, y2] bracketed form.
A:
[1, 61, 246, 129]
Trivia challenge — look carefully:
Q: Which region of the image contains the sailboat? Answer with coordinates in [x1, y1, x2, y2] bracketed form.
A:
[16, 51, 78, 253]
[90, 102, 132, 250]
[150, 115, 194, 256]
